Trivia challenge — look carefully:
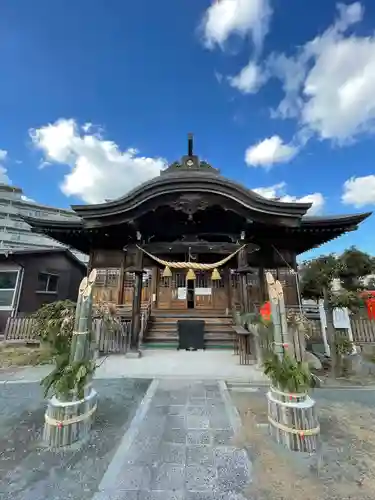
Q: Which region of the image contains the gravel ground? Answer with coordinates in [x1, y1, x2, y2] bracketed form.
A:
[0, 378, 151, 500]
[231, 387, 375, 500]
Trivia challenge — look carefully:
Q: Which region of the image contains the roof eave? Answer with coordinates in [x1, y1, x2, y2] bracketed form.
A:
[71, 175, 311, 221]
[0, 247, 87, 270]
[22, 215, 84, 231]
[301, 211, 372, 228]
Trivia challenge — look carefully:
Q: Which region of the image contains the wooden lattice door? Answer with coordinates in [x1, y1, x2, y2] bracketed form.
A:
[123, 272, 134, 306]
[92, 268, 120, 305]
[230, 271, 241, 310]
[212, 277, 228, 310]
[171, 271, 187, 309]
[195, 271, 213, 309]
[156, 270, 187, 309]
[157, 272, 172, 309]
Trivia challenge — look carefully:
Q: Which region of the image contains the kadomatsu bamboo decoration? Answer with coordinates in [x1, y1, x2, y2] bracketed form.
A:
[265, 272, 288, 358]
[264, 272, 320, 453]
[43, 269, 98, 448]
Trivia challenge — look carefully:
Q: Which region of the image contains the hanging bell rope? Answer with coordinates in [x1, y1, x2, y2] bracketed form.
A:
[186, 268, 196, 280]
[211, 268, 221, 280]
[136, 244, 247, 270]
[162, 266, 172, 278]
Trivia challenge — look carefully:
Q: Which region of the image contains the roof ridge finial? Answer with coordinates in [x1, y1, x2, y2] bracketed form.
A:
[188, 133, 193, 156]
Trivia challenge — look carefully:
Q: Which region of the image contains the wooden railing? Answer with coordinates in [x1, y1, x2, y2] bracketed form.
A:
[351, 318, 375, 343]
[7, 306, 373, 348]
[3, 300, 152, 353]
[139, 299, 152, 348]
[251, 303, 319, 317]
[305, 318, 375, 344]
[4, 317, 38, 343]
[93, 318, 131, 355]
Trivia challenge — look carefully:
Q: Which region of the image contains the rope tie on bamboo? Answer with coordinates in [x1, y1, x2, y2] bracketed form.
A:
[72, 330, 90, 335]
[270, 386, 307, 399]
[272, 342, 289, 348]
[268, 415, 320, 437]
[45, 403, 97, 427]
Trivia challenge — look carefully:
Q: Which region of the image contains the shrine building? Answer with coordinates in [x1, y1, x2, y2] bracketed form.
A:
[25, 135, 371, 351]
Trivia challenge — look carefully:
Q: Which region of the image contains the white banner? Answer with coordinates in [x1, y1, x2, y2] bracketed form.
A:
[195, 287, 212, 296]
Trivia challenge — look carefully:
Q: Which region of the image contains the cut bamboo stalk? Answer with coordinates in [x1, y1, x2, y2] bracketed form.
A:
[43, 270, 98, 448]
[263, 273, 320, 452]
[267, 386, 319, 452]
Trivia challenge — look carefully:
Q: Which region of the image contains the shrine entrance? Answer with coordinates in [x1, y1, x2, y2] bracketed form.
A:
[156, 269, 229, 310]
[187, 279, 195, 309]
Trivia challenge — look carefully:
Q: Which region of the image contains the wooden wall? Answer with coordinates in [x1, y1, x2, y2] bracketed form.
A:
[93, 268, 152, 306]
[89, 248, 300, 310]
[0, 252, 85, 332]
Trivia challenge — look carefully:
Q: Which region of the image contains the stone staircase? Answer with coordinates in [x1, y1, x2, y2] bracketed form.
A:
[143, 309, 234, 349]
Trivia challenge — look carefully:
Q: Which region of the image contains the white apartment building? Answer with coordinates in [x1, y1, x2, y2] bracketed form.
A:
[0, 183, 88, 263]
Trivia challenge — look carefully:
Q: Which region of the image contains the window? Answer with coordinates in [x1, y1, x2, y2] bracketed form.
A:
[37, 273, 59, 293]
[0, 270, 19, 307]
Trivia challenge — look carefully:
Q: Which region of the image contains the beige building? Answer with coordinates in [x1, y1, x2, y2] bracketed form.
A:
[0, 184, 88, 263]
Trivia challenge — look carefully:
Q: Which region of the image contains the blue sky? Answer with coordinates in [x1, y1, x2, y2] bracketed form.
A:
[0, 0, 374, 259]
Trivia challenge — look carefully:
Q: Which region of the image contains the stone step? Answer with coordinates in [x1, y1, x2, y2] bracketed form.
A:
[148, 324, 233, 332]
[144, 311, 234, 348]
[146, 331, 234, 339]
[152, 310, 229, 318]
[142, 339, 234, 348]
[151, 316, 232, 323]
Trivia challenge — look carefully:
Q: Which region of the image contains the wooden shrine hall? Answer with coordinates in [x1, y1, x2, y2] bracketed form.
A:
[25, 134, 371, 352]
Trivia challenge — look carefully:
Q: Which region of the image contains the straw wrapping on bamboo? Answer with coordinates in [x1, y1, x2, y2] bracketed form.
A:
[267, 386, 318, 452]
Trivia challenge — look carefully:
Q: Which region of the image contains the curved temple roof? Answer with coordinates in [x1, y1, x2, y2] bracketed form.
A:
[22, 134, 372, 254]
[70, 170, 312, 222]
[68, 134, 312, 221]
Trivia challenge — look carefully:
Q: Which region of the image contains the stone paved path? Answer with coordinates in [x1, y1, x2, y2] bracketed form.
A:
[94, 379, 251, 500]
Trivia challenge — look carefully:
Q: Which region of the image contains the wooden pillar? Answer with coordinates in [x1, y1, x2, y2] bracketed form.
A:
[87, 251, 94, 275]
[226, 268, 232, 312]
[129, 247, 143, 355]
[237, 246, 248, 313]
[151, 266, 158, 309]
[258, 259, 266, 303]
[291, 252, 300, 306]
[117, 251, 127, 305]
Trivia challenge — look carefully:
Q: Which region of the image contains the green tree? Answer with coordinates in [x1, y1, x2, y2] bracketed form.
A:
[364, 277, 375, 291]
[339, 246, 373, 291]
[300, 247, 374, 376]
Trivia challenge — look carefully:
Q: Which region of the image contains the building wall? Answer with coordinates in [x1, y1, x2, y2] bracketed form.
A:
[0, 253, 85, 332]
[0, 183, 88, 263]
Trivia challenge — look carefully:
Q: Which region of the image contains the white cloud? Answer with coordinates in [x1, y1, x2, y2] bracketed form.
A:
[342, 175, 375, 207]
[268, 2, 375, 143]
[30, 119, 167, 204]
[82, 122, 93, 133]
[0, 150, 10, 184]
[228, 60, 265, 94]
[245, 135, 298, 167]
[200, 0, 272, 52]
[253, 182, 325, 215]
